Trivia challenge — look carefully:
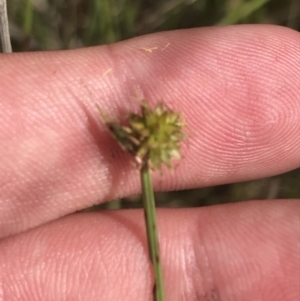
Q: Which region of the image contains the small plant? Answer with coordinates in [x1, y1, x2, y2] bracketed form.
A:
[98, 99, 185, 301]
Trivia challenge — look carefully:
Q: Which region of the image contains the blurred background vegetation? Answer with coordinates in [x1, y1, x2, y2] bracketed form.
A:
[4, 0, 300, 208]
[5, 0, 300, 50]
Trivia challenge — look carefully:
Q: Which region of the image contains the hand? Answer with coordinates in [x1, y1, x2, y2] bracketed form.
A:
[0, 25, 299, 301]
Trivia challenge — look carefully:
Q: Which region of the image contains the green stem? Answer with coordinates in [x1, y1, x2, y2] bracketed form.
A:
[0, 0, 12, 52]
[140, 162, 165, 301]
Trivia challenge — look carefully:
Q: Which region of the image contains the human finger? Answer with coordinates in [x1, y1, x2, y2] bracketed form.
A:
[0, 200, 298, 300]
[1, 25, 299, 237]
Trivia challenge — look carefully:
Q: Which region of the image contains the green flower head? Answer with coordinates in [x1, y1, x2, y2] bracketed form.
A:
[99, 100, 185, 171]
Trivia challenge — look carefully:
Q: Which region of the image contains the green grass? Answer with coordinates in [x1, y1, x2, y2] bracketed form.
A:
[7, 0, 300, 50]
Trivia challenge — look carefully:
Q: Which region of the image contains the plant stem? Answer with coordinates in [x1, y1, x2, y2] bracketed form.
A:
[0, 0, 12, 52]
[140, 162, 165, 301]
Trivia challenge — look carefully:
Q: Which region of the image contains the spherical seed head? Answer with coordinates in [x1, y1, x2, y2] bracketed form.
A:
[99, 100, 185, 171]
[128, 101, 185, 170]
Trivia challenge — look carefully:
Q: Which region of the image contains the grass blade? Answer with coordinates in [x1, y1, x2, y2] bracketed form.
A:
[0, 0, 12, 52]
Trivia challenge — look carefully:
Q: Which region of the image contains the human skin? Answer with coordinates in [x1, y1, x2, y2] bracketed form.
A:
[0, 24, 299, 300]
